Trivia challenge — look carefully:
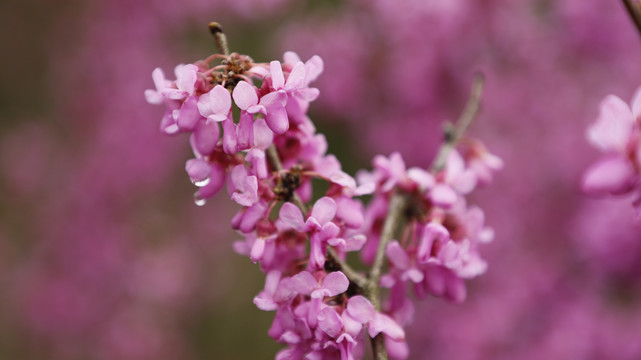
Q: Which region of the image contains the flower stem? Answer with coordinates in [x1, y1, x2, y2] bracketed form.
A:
[265, 145, 368, 288]
[366, 191, 409, 360]
[431, 73, 485, 172]
[366, 74, 485, 359]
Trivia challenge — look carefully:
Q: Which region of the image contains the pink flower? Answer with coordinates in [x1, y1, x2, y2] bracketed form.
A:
[232, 80, 289, 134]
[279, 197, 341, 269]
[229, 164, 259, 207]
[583, 86, 641, 201]
[290, 270, 349, 299]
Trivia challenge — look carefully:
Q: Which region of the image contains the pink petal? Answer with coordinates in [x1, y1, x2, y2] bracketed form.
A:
[253, 118, 274, 150]
[317, 308, 343, 339]
[222, 116, 238, 154]
[321, 271, 349, 297]
[265, 105, 289, 135]
[335, 197, 364, 229]
[296, 88, 320, 102]
[185, 158, 212, 186]
[311, 197, 337, 225]
[175, 64, 198, 94]
[445, 150, 465, 180]
[190, 120, 219, 156]
[404, 269, 424, 283]
[444, 271, 466, 303]
[209, 85, 232, 119]
[291, 271, 318, 295]
[249, 237, 266, 263]
[417, 222, 450, 263]
[386, 241, 410, 270]
[304, 55, 324, 84]
[283, 51, 301, 65]
[285, 62, 306, 90]
[177, 96, 203, 131]
[407, 167, 434, 190]
[344, 234, 366, 252]
[451, 169, 477, 194]
[582, 154, 636, 196]
[144, 89, 163, 104]
[587, 95, 634, 152]
[318, 222, 340, 241]
[430, 184, 458, 207]
[193, 163, 225, 203]
[385, 337, 409, 360]
[369, 313, 405, 341]
[239, 202, 267, 233]
[237, 111, 254, 151]
[341, 312, 363, 338]
[260, 90, 287, 108]
[346, 295, 375, 323]
[423, 264, 446, 296]
[230, 164, 248, 189]
[253, 293, 277, 311]
[246, 148, 268, 179]
[270, 61, 285, 89]
[309, 234, 326, 270]
[232, 81, 258, 110]
[279, 202, 305, 231]
[151, 67, 166, 90]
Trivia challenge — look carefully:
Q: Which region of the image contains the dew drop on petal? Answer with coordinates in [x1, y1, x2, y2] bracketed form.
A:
[192, 177, 211, 187]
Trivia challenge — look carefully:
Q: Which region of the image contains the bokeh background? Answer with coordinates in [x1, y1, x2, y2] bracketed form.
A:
[2, 0, 641, 359]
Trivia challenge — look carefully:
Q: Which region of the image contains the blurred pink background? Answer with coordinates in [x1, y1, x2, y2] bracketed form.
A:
[2, 0, 641, 359]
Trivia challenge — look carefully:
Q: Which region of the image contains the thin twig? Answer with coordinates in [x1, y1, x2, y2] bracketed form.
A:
[327, 248, 368, 288]
[430, 73, 485, 172]
[209, 22, 230, 56]
[265, 145, 367, 287]
[368, 192, 408, 304]
[367, 75, 485, 359]
[623, 0, 641, 40]
[366, 192, 409, 360]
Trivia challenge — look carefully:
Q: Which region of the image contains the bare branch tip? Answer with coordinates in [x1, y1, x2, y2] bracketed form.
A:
[208, 22, 224, 35]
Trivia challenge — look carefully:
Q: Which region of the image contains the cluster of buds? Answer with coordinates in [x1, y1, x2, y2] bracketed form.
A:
[146, 24, 501, 360]
[582, 87, 641, 215]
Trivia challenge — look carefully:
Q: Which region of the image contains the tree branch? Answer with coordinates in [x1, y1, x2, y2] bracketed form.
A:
[623, 0, 641, 40]
[265, 145, 368, 288]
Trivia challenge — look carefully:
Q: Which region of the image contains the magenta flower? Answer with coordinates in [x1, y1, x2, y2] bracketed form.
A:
[291, 270, 349, 299]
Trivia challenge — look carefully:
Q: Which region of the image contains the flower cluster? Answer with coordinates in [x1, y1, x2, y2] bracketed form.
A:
[146, 43, 501, 359]
[582, 86, 641, 214]
[358, 145, 501, 305]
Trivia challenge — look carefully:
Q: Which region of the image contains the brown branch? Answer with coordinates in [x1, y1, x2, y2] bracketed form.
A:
[623, 0, 641, 40]
[265, 145, 368, 288]
[430, 73, 485, 172]
[208, 22, 230, 56]
[366, 191, 409, 360]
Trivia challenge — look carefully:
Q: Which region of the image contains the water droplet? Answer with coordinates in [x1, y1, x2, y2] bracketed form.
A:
[194, 194, 207, 206]
[192, 177, 211, 187]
